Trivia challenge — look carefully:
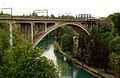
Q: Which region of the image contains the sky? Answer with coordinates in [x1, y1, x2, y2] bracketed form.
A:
[0, 0, 120, 17]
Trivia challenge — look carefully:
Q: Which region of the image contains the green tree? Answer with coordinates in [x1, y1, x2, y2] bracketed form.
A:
[60, 26, 74, 36]
[50, 14, 56, 19]
[0, 23, 10, 77]
[8, 31, 58, 78]
[109, 36, 120, 54]
[6, 45, 58, 78]
[98, 18, 112, 32]
[56, 26, 74, 51]
[0, 23, 58, 78]
[77, 34, 87, 62]
[88, 28, 109, 69]
[60, 33, 73, 52]
[31, 12, 38, 17]
[109, 13, 120, 34]
[109, 52, 120, 76]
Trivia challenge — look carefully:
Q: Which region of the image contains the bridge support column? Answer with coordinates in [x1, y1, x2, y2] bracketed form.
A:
[21, 25, 25, 35]
[45, 23, 47, 32]
[26, 23, 33, 43]
[9, 22, 13, 46]
[20, 23, 32, 43]
[88, 24, 92, 33]
[28, 25, 31, 42]
[96, 22, 98, 28]
[83, 23, 87, 29]
[30, 22, 33, 44]
[91, 22, 93, 30]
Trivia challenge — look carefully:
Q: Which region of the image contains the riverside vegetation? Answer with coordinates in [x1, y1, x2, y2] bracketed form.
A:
[54, 13, 120, 78]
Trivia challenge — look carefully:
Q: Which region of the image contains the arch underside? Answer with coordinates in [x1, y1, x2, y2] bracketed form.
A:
[33, 23, 89, 48]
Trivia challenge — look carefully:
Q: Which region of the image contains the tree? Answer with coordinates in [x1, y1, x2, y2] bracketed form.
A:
[109, 52, 120, 76]
[60, 26, 74, 36]
[0, 23, 58, 78]
[109, 35, 120, 54]
[60, 33, 73, 52]
[109, 13, 120, 34]
[31, 12, 38, 17]
[50, 14, 56, 19]
[56, 26, 74, 52]
[77, 34, 87, 62]
[0, 11, 3, 15]
[87, 28, 109, 69]
[6, 45, 58, 78]
[0, 23, 10, 77]
[98, 18, 112, 32]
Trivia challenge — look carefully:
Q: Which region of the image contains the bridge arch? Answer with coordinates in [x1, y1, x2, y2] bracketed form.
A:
[33, 22, 90, 48]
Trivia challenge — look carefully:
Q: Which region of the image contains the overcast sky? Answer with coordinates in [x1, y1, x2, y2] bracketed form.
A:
[0, 0, 120, 17]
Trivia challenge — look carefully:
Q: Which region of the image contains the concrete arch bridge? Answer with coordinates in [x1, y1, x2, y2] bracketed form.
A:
[0, 18, 98, 47]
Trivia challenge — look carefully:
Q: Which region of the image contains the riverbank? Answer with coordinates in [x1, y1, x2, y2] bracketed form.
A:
[54, 41, 118, 78]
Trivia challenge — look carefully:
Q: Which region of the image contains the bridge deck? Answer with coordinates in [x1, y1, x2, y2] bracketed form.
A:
[0, 18, 98, 22]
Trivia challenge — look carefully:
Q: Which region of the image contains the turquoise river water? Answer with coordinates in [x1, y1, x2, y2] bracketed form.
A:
[37, 37, 95, 78]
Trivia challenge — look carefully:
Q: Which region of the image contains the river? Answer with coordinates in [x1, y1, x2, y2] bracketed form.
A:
[37, 37, 95, 78]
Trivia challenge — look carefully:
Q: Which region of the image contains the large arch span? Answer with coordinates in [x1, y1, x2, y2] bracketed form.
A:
[33, 22, 90, 48]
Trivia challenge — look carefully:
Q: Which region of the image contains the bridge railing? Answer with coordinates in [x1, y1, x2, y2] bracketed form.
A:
[0, 14, 98, 21]
[0, 17, 98, 22]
